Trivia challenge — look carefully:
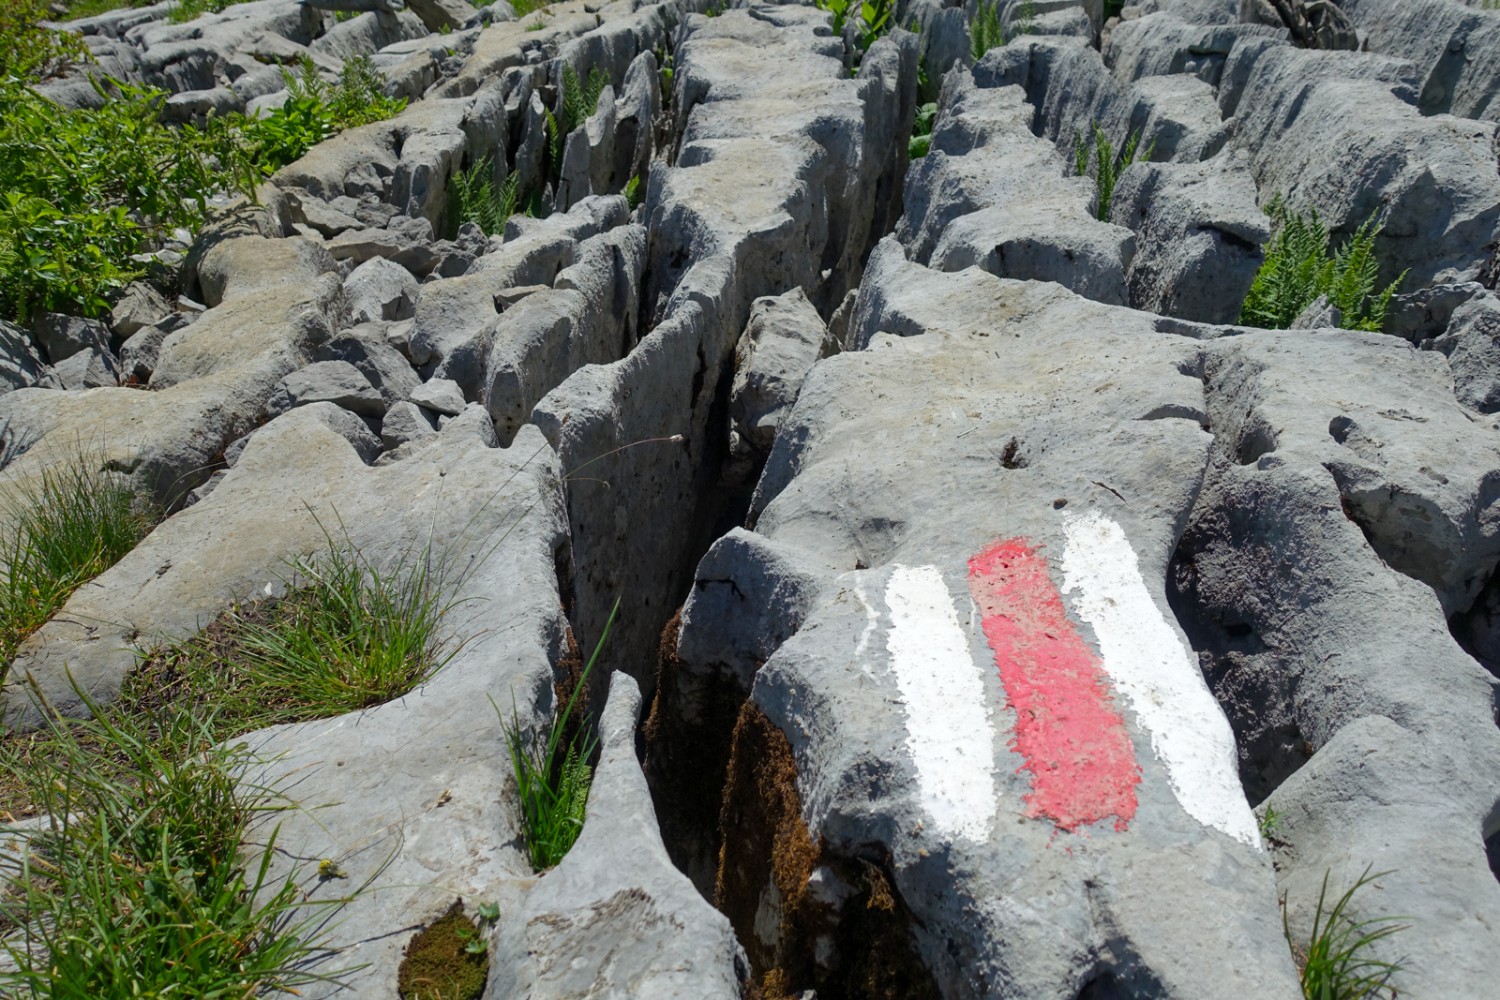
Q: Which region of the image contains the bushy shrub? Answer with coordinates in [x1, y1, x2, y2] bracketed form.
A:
[1239, 197, 1405, 333]
[241, 56, 407, 176]
[1, 0, 90, 82]
[167, 0, 239, 24]
[0, 78, 257, 322]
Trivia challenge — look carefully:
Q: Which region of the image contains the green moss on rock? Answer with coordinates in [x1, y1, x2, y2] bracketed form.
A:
[397, 899, 489, 1000]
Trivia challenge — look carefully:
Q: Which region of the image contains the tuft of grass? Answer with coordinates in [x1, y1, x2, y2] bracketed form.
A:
[452, 155, 520, 236]
[1288, 866, 1407, 1000]
[132, 535, 463, 730]
[0, 696, 346, 996]
[0, 455, 156, 679]
[1073, 120, 1153, 223]
[971, 0, 1005, 60]
[500, 598, 619, 872]
[396, 899, 489, 1000]
[1239, 197, 1406, 333]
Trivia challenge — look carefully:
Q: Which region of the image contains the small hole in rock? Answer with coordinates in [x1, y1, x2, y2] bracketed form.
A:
[1486, 827, 1500, 883]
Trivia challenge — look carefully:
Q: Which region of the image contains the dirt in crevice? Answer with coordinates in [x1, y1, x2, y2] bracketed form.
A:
[643, 610, 752, 898]
[714, 701, 939, 1000]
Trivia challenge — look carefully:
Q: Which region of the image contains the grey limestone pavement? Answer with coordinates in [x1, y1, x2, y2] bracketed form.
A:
[3, 0, 1500, 997]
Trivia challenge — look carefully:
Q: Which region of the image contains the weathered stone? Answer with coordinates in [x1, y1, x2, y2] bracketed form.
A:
[379, 399, 439, 448]
[489, 671, 749, 998]
[31, 313, 112, 365]
[1110, 153, 1269, 324]
[730, 287, 830, 459]
[51, 346, 121, 390]
[343, 256, 419, 323]
[405, 0, 478, 33]
[1428, 294, 1500, 413]
[109, 282, 174, 339]
[408, 377, 466, 416]
[0, 321, 57, 396]
[267, 359, 385, 418]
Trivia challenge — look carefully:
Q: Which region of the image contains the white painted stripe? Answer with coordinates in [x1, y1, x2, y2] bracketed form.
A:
[884, 564, 996, 843]
[1059, 511, 1260, 847]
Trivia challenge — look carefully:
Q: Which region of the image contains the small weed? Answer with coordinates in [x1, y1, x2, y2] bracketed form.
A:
[623, 173, 644, 210]
[526, 18, 544, 29]
[167, 0, 237, 24]
[500, 598, 619, 872]
[397, 900, 489, 1000]
[0, 696, 345, 996]
[971, 0, 1004, 59]
[1072, 120, 1153, 222]
[1259, 804, 1283, 840]
[511, 0, 554, 16]
[1287, 866, 1407, 1000]
[1239, 197, 1406, 333]
[1, 454, 156, 679]
[452, 156, 521, 236]
[909, 101, 937, 159]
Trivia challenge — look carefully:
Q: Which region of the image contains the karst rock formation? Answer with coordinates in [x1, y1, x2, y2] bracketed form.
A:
[3, 0, 1500, 997]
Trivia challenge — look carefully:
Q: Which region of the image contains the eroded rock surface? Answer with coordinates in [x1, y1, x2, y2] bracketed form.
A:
[6, 1, 1500, 997]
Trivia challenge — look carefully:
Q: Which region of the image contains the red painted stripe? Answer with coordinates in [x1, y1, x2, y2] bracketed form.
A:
[967, 539, 1140, 833]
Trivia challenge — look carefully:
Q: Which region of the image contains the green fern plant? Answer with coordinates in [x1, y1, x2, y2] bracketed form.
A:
[1288, 866, 1407, 1000]
[499, 598, 620, 872]
[1239, 197, 1406, 332]
[560, 64, 609, 138]
[971, 0, 1004, 59]
[1072, 121, 1153, 222]
[452, 156, 520, 236]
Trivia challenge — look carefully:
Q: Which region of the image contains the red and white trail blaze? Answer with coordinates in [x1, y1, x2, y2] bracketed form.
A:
[967, 537, 1142, 833]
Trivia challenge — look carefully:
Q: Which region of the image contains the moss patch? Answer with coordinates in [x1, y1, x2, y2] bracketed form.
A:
[397, 900, 489, 1000]
[643, 608, 752, 895]
[715, 701, 940, 1000]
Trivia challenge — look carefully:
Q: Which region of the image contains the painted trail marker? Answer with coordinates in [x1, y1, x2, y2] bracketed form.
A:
[884, 565, 998, 843]
[1060, 510, 1260, 846]
[967, 538, 1141, 832]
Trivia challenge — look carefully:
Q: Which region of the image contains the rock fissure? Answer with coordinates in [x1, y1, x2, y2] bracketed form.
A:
[4, 1, 1500, 997]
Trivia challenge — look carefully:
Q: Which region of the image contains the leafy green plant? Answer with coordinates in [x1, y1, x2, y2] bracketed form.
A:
[1239, 198, 1406, 333]
[0, 696, 345, 997]
[452, 156, 521, 236]
[971, 0, 1005, 59]
[560, 63, 609, 138]
[1015, 0, 1036, 35]
[1258, 804, 1283, 841]
[2, 0, 90, 82]
[623, 174, 644, 210]
[0, 77, 258, 321]
[816, 0, 893, 57]
[909, 101, 937, 159]
[500, 598, 619, 872]
[1, 454, 156, 678]
[167, 0, 238, 24]
[241, 56, 407, 176]
[511, 0, 554, 15]
[1287, 866, 1407, 1000]
[1072, 120, 1153, 222]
